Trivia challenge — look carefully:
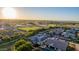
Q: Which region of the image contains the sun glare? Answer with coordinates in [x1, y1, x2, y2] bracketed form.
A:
[2, 7, 17, 19]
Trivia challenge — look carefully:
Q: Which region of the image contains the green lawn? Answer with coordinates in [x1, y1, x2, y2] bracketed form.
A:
[48, 24, 57, 28]
[18, 27, 41, 31]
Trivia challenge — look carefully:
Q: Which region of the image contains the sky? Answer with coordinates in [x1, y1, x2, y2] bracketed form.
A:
[0, 7, 79, 21]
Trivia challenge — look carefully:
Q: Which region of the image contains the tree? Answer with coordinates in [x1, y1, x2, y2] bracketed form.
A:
[13, 39, 33, 51]
[2, 35, 11, 42]
[66, 43, 75, 51]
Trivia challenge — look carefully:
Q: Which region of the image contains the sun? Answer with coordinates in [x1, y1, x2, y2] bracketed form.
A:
[2, 7, 17, 19]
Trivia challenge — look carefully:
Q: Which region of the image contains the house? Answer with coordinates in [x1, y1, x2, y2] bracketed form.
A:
[62, 30, 76, 39]
[77, 31, 79, 37]
[29, 33, 48, 44]
[52, 28, 64, 35]
[42, 37, 68, 51]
